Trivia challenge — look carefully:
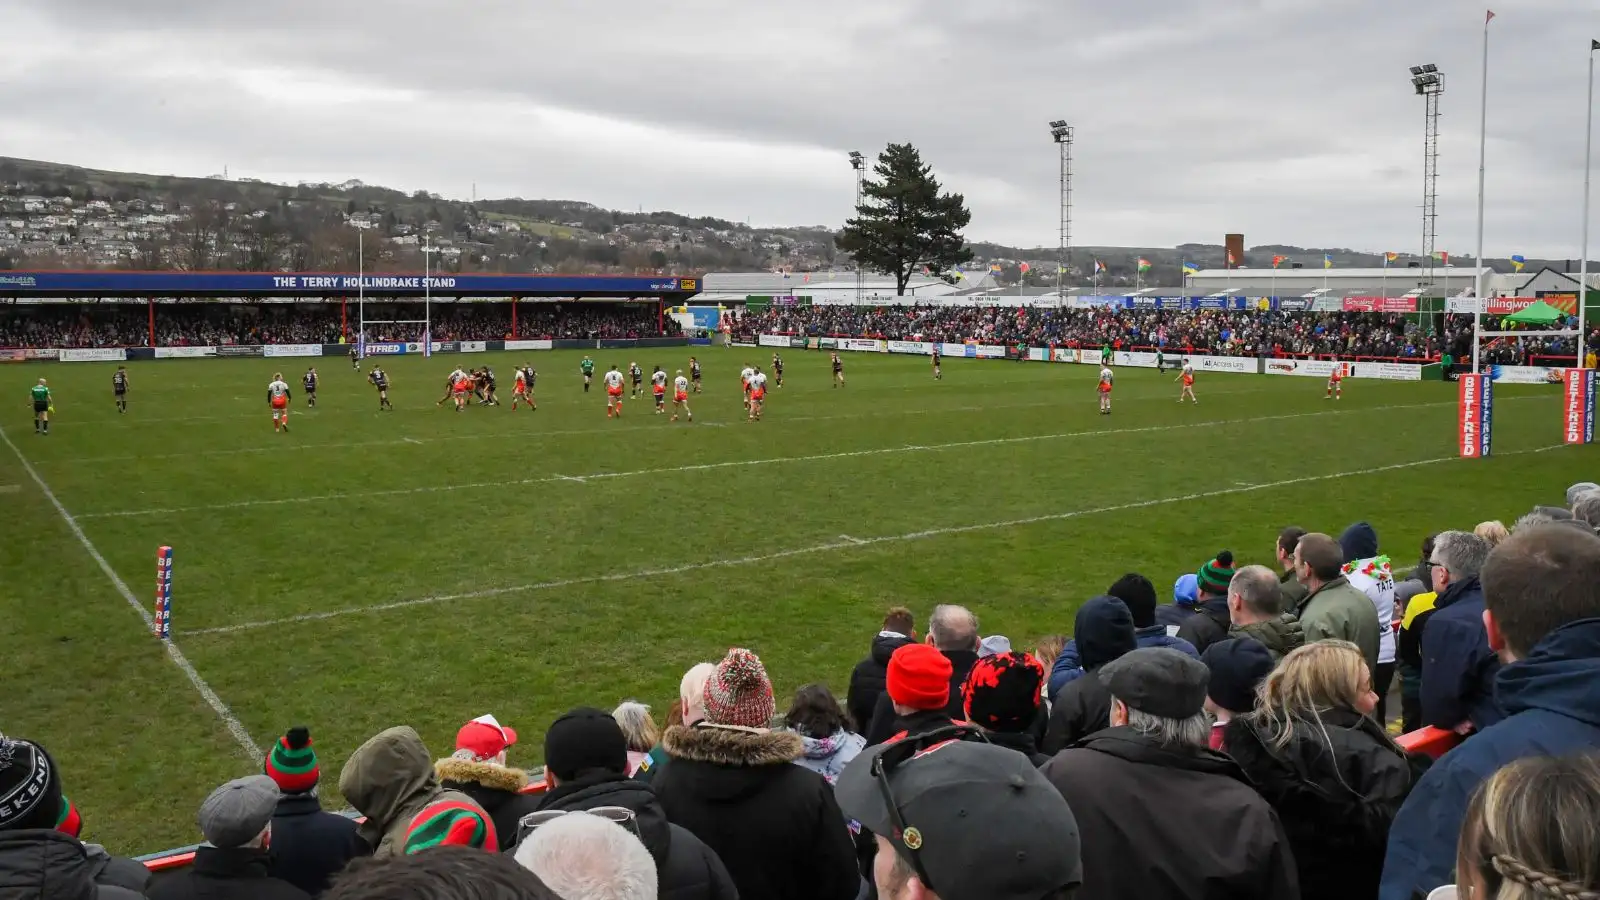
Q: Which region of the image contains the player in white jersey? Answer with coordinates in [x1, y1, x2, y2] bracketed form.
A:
[1097, 366, 1114, 415]
[438, 367, 469, 407]
[267, 373, 292, 432]
[747, 368, 768, 421]
[604, 365, 626, 418]
[1176, 360, 1197, 404]
[739, 364, 756, 409]
[651, 366, 668, 414]
[671, 371, 693, 422]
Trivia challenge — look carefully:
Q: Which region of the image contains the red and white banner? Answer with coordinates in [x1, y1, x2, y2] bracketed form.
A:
[1458, 374, 1493, 458]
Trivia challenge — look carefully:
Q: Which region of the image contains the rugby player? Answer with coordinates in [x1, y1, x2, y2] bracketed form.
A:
[302, 367, 318, 408]
[670, 370, 693, 422]
[452, 368, 474, 412]
[1176, 359, 1197, 404]
[478, 367, 500, 406]
[651, 365, 668, 414]
[629, 361, 643, 398]
[1326, 365, 1343, 400]
[603, 364, 625, 417]
[747, 366, 768, 422]
[112, 365, 129, 413]
[931, 345, 941, 380]
[1097, 365, 1114, 416]
[368, 365, 393, 410]
[268, 372, 292, 432]
[580, 355, 595, 392]
[350, 343, 360, 370]
[771, 353, 784, 388]
[739, 363, 755, 409]
[30, 378, 51, 434]
[831, 352, 845, 387]
[511, 365, 536, 410]
[689, 356, 702, 393]
[437, 367, 468, 407]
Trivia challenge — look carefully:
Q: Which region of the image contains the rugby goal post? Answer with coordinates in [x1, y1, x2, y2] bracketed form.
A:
[354, 226, 436, 359]
[1456, 304, 1595, 456]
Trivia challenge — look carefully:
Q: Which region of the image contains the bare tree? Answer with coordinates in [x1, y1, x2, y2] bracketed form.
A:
[174, 201, 234, 270]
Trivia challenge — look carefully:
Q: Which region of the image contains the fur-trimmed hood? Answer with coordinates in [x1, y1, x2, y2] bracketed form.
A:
[662, 724, 803, 767]
[434, 756, 531, 794]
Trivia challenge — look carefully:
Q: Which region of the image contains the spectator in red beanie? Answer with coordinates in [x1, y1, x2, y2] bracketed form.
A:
[962, 652, 1049, 764]
[865, 604, 981, 744]
[873, 644, 962, 744]
[652, 648, 859, 900]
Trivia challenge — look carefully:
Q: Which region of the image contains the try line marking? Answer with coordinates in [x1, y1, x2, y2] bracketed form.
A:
[74, 396, 1534, 520]
[0, 424, 261, 759]
[185, 443, 1568, 637]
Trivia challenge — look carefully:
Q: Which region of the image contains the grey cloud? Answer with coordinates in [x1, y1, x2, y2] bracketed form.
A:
[5, 0, 1599, 255]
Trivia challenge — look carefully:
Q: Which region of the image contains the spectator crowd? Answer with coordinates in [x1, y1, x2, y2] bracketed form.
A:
[0, 303, 678, 349]
[4, 485, 1600, 900]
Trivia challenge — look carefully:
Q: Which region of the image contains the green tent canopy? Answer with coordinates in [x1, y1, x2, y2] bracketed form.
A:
[1503, 300, 1567, 327]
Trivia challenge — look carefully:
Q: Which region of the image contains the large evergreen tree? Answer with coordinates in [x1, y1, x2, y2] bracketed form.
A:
[836, 143, 973, 296]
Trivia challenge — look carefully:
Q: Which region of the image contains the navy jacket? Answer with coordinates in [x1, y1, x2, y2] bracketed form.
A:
[1048, 625, 1197, 697]
[1381, 618, 1600, 900]
[269, 793, 368, 897]
[1154, 603, 1197, 632]
[1418, 577, 1504, 731]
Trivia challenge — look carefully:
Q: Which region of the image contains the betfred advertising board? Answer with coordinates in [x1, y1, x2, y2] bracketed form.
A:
[1563, 369, 1597, 445]
[1458, 374, 1493, 458]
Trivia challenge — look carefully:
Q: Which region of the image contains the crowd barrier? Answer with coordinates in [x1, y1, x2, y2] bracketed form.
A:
[0, 338, 694, 364]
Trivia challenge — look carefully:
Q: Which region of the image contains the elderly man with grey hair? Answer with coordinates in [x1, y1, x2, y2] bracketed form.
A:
[1411, 530, 1501, 733]
[1040, 648, 1297, 900]
[865, 604, 981, 744]
[1228, 564, 1305, 662]
[514, 811, 657, 900]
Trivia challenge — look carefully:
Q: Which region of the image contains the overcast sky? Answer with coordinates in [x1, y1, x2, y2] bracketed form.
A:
[3, 0, 1596, 257]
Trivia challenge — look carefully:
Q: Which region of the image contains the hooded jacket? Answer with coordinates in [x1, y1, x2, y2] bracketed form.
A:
[268, 792, 368, 897]
[434, 756, 544, 854]
[652, 724, 859, 900]
[1226, 709, 1415, 900]
[536, 772, 737, 900]
[1043, 596, 1136, 755]
[1295, 576, 1381, 675]
[1176, 594, 1234, 655]
[1381, 619, 1600, 900]
[0, 830, 147, 900]
[1230, 614, 1307, 662]
[847, 631, 915, 732]
[1040, 728, 1298, 900]
[337, 726, 491, 858]
[1418, 576, 1503, 732]
[1047, 625, 1198, 697]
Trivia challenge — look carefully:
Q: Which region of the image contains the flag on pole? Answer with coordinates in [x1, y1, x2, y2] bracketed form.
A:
[1510, 254, 1526, 271]
[1485, 9, 1495, 23]
[1272, 255, 1287, 268]
[1094, 260, 1107, 275]
[1019, 262, 1031, 275]
[1435, 251, 1450, 265]
[1592, 38, 1599, 50]
[1384, 252, 1399, 265]
[1136, 258, 1152, 274]
[1182, 261, 1199, 276]
[1226, 251, 1236, 267]
[1323, 254, 1333, 269]
[1058, 265, 1068, 274]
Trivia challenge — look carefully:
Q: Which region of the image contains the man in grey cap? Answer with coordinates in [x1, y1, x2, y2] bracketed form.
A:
[147, 775, 311, 900]
[836, 727, 1081, 900]
[1039, 648, 1297, 900]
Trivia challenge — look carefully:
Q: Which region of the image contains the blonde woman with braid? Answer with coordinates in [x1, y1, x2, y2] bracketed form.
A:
[1445, 753, 1600, 900]
[1225, 640, 1418, 900]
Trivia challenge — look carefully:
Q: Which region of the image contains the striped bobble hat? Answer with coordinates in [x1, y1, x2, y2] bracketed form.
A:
[402, 799, 498, 854]
[703, 648, 775, 729]
[55, 796, 82, 838]
[1196, 550, 1236, 596]
[264, 726, 319, 794]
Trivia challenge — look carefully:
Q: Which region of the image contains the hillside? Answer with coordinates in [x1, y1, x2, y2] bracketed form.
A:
[0, 156, 1547, 286]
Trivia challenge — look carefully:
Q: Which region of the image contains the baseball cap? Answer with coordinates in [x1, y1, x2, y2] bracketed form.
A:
[455, 714, 518, 762]
[198, 775, 280, 849]
[836, 727, 1081, 900]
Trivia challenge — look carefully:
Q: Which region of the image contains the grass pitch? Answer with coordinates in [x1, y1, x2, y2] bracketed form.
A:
[0, 348, 1588, 853]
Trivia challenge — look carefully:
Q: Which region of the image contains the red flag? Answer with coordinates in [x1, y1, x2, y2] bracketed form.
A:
[1019, 262, 1031, 274]
[1485, 9, 1495, 22]
[1226, 251, 1236, 267]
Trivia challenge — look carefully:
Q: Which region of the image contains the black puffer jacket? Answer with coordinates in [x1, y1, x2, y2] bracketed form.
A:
[537, 772, 737, 900]
[1176, 595, 1233, 655]
[847, 632, 915, 732]
[435, 757, 543, 853]
[653, 724, 858, 900]
[1225, 708, 1416, 900]
[0, 829, 147, 899]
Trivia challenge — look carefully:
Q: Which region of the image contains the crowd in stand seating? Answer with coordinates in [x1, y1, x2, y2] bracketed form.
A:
[0, 304, 678, 348]
[4, 486, 1600, 900]
[729, 304, 1599, 365]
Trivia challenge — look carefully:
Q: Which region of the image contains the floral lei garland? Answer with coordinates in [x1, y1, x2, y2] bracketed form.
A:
[1342, 555, 1393, 582]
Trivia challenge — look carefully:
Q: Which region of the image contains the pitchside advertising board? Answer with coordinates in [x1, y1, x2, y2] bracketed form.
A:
[60, 348, 128, 362]
[262, 344, 323, 358]
[1564, 369, 1598, 445]
[1458, 374, 1494, 458]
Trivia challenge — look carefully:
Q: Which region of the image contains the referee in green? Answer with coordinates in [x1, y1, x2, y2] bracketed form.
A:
[31, 378, 52, 435]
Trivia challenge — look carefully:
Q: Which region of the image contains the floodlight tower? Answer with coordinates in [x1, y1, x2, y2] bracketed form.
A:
[1050, 121, 1074, 297]
[848, 151, 866, 304]
[1411, 64, 1445, 291]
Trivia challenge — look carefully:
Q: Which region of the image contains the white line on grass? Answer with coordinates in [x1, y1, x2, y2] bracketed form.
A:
[76, 399, 1455, 519]
[184, 443, 1567, 637]
[0, 424, 261, 759]
[0, 484, 19, 494]
[45, 385, 1281, 465]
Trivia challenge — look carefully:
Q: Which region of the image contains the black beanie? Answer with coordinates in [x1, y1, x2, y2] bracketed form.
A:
[1201, 639, 1275, 714]
[543, 708, 628, 781]
[1108, 573, 1159, 628]
[0, 736, 64, 832]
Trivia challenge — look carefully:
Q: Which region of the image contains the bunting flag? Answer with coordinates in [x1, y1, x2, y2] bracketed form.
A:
[1272, 255, 1287, 269]
[1323, 254, 1333, 269]
[1486, 9, 1495, 23]
[1136, 258, 1152, 274]
[1182, 261, 1200, 276]
[989, 263, 1002, 273]
[1384, 252, 1399, 266]
[1510, 254, 1526, 272]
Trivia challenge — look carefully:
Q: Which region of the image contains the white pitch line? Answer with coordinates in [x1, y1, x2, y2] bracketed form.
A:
[404, 437, 423, 445]
[184, 444, 1567, 637]
[75, 399, 1458, 520]
[0, 423, 261, 759]
[0, 484, 19, 494]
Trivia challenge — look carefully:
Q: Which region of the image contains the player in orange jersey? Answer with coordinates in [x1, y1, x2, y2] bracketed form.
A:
[451, 369, 474, 412]
[671, 370, 693, 422]
[747, 367, 768, 422]
[1176, 359, 1197, 404]
[267, 373, 292, 432]
[1097, 365, 1114, 416]
[1326, 365, 1343, 400]
[604, 365, 625, 417]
